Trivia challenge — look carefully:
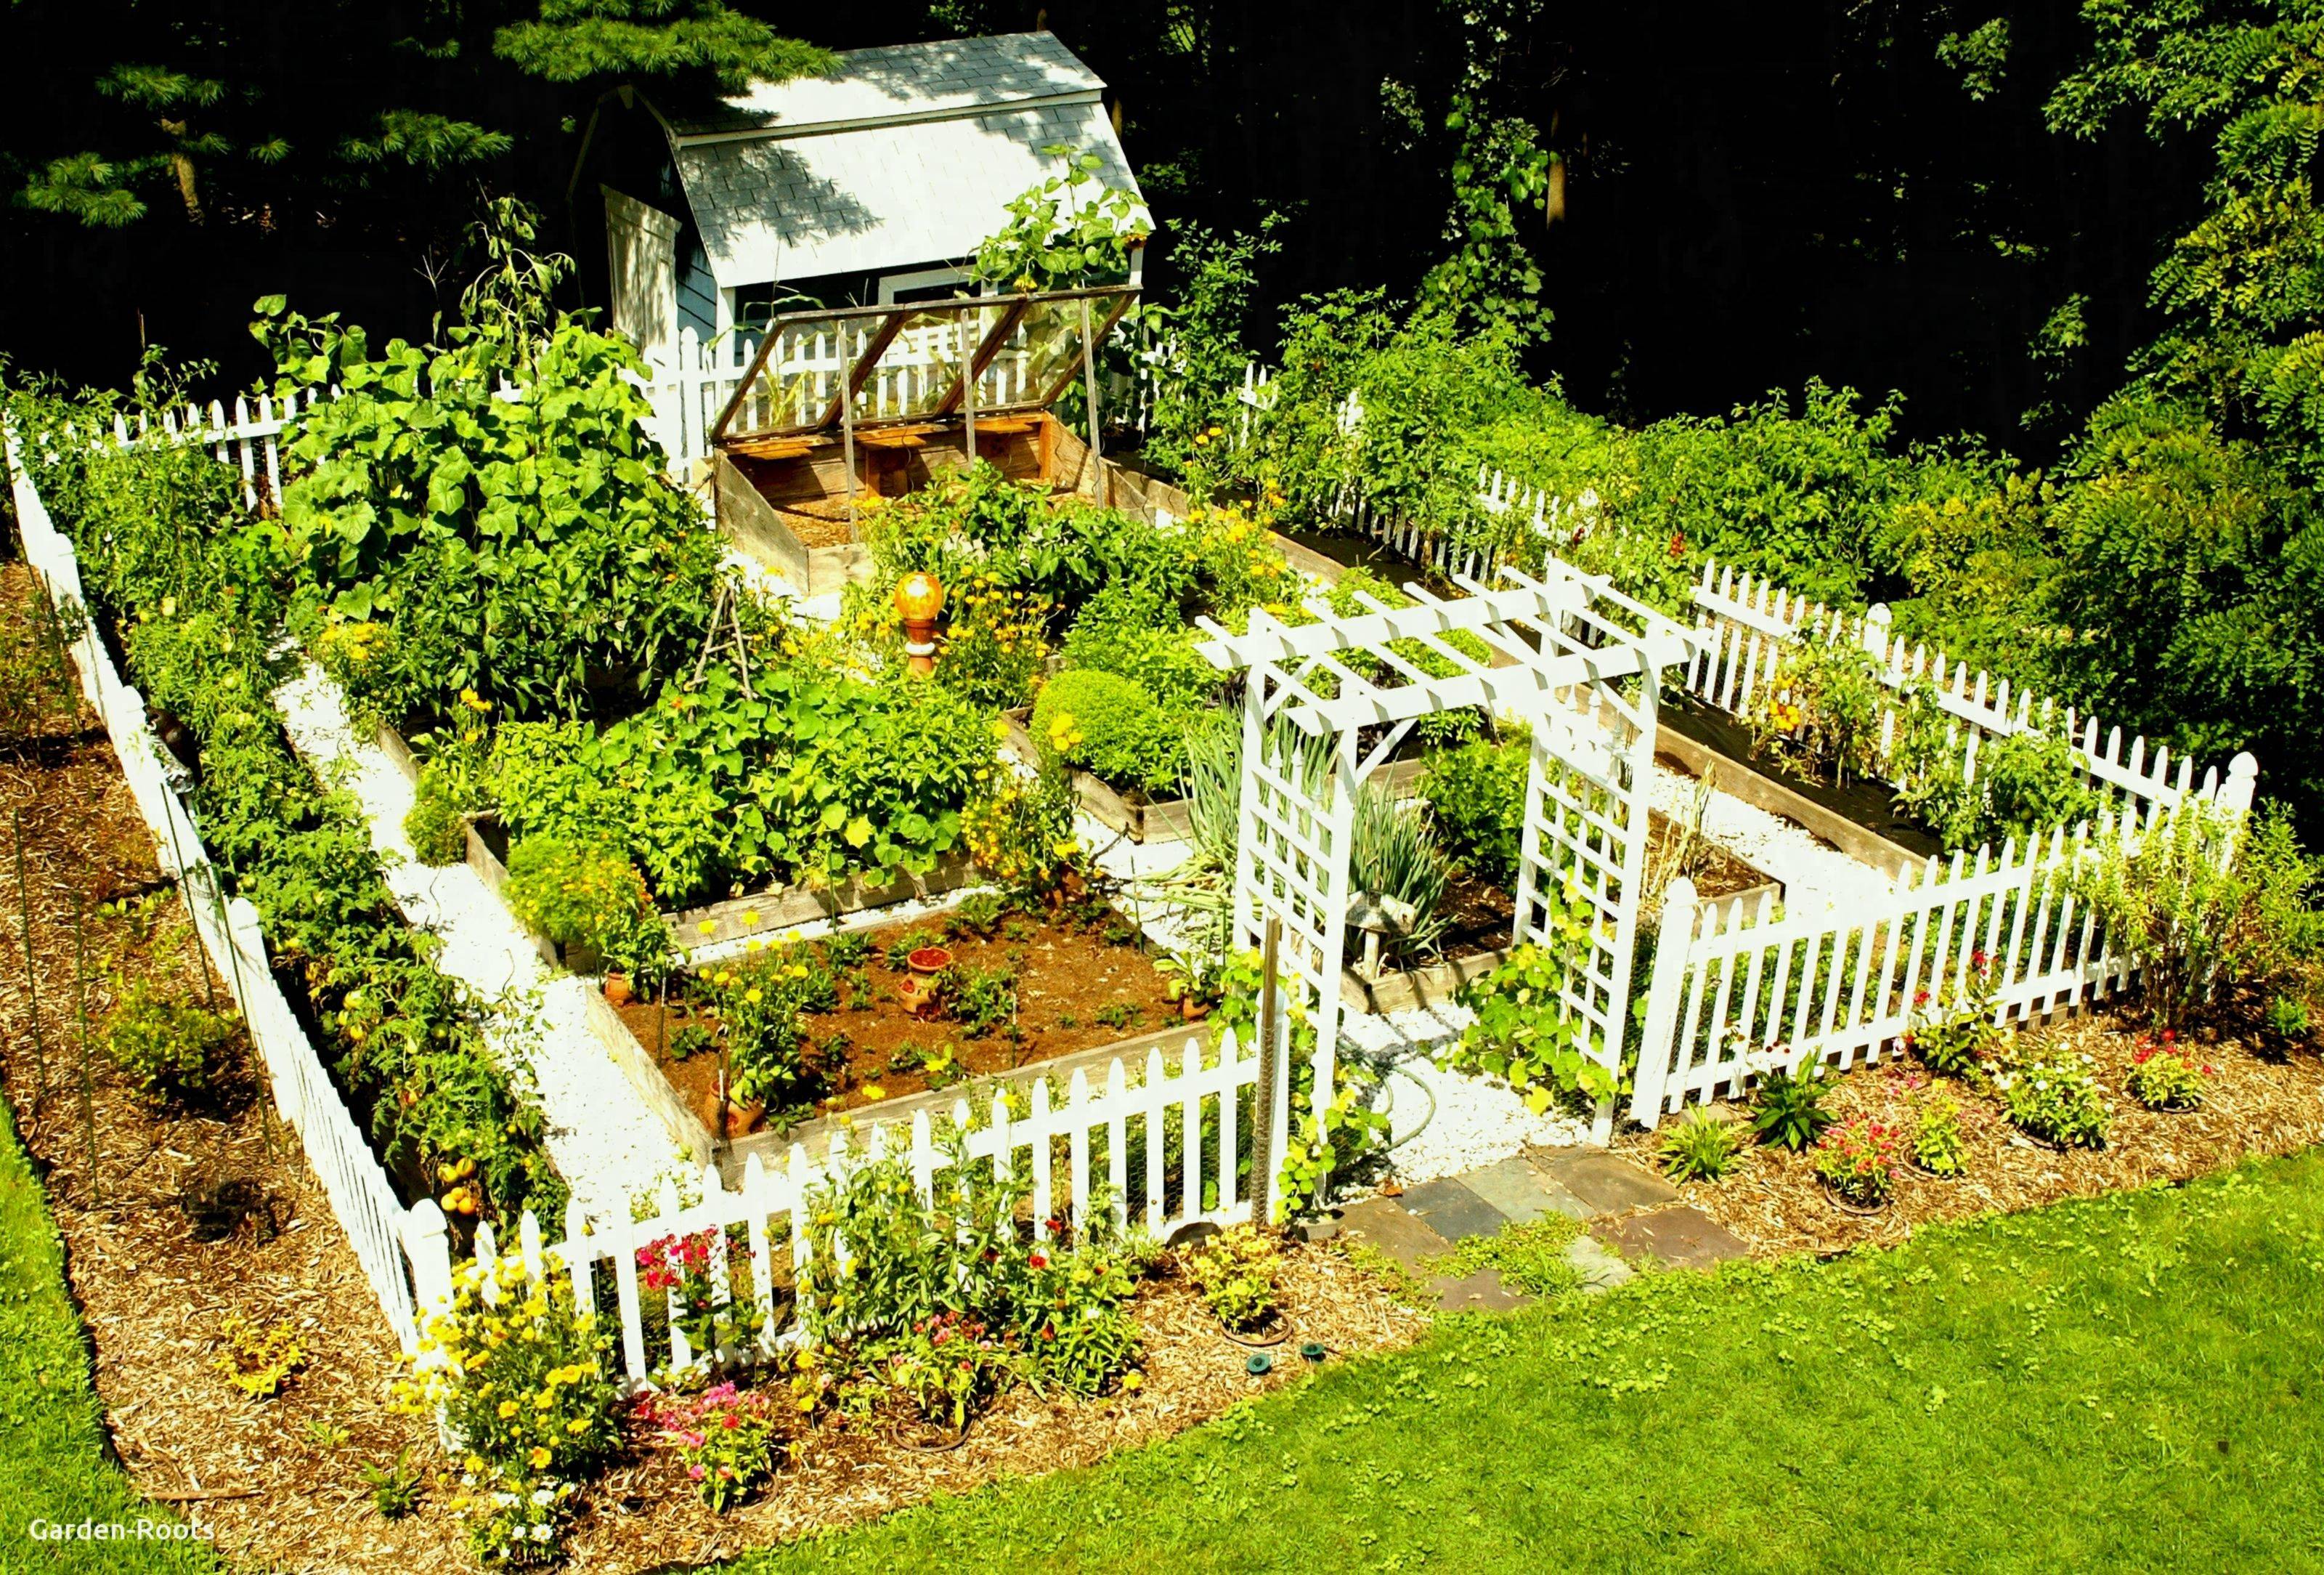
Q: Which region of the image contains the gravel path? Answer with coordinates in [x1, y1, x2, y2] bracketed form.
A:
[1643, 757, 1900, 915]
[274, 668, 691, 1223]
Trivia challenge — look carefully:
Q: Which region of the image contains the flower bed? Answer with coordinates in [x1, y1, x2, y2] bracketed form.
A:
[1619, 1006, 2324, 1256]
[611, 897, 1183, 1138]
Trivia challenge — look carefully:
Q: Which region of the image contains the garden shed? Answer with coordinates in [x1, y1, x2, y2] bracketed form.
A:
[577, 31, 1147, 357]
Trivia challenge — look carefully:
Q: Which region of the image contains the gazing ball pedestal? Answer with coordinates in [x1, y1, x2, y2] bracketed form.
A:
[895, 572, 946, 677]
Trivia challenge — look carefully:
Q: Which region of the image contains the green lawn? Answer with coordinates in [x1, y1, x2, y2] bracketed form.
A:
[0, 1092, 214, 1575]
[738, 1152, 2324, 1574]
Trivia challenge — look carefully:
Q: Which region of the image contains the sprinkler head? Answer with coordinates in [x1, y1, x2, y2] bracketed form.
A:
[1244, 1352, 1272, 1377]
[1299, 1341, 1326, 1364]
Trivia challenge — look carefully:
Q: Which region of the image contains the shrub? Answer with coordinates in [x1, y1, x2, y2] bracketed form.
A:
[1811, 1117, 1902, 1205]
[1420, 736, 1528, 888]
[1750, 1061, 1835, 1151]
[1179, 1223, 1280, 1329]
[102, 982, 234, 1103]
[1031, 668, 1183, 794]
[935, 575, 1052, 711]
[795, 1149, 1142, 1409]
[2126, 1032, 2212, 1112]
[1060, 580, 1219, 713]
[1657, 1107, 1742, 1182]
[1996, 1051, 2111, 1148]
[1911, 1091, 1967, 1176]
[2073, 801, 2324, 1033]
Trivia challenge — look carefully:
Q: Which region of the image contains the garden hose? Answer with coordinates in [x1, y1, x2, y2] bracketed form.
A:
[1381, 1058, 1438, 1151]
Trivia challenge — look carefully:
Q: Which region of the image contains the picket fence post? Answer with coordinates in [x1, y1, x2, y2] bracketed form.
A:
[1628, 878, 1698, 1127]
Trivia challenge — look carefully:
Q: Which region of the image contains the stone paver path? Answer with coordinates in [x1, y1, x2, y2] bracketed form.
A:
[1327, 1145, 1750, 1310]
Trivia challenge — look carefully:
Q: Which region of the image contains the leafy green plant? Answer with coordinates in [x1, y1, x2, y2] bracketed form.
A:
[214, 1311, 305, 1398]
[100, 981, 233, 1103]
[502, 835, 659, 975]
[943, 891, 1007, 942]
[667, 1023, 714, 1063]
[359, 1448, 425, 1520]
[1749, 1061, 1835, 1152]
[1447, 881, 1613, 1109]
[1748, 636, 1887, 788]
[405, 764, 472, 866]
[1349, 780, 1452, 959]
[1810, 1117, 1902, 1206]
[255, 214, 726, 731]
[969, 145, 1150, 293]
[1996, 1051, 2110, 1149]
[948, 965, 1017, 1039]
[822, 929, 872, 970]
[1911, 1092, 1967, 1177]
[1420, 734, 1529, 888]
[2126, 1032, 2211, 1112]
[1904, 952, 2004, 1079]
[1179, 1223, 1280, 1330]
[1094, 1000, 1139, 1031]
[1656, 1108, 1742, 1183]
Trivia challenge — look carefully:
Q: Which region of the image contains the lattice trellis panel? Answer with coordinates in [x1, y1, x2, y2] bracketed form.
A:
[1514, 673, 1660, 1141]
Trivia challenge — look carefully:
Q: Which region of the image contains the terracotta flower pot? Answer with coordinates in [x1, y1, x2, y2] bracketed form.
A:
[898, 976, 938, 1019]
[1180, 997, 1211, 1022]
[603, 972, 633, 1008]
[907, 947, 953, 976]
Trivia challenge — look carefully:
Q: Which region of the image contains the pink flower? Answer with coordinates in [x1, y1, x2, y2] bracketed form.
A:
[688, 1464, 705, 1481]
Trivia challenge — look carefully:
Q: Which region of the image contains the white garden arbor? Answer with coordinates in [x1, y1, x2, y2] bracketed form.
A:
[1193, 564, 1698, 1202]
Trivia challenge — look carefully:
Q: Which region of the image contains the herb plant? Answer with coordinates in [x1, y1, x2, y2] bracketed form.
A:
[1657, 1107, 1742, 1182]
[1749, 1061, 1835, 1151]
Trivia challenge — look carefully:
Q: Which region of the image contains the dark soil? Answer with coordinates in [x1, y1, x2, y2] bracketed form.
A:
[1659, 692, 1943, 858]
[617, 904, 1187, 1125]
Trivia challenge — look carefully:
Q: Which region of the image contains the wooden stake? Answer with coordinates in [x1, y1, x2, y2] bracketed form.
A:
[12, 809, 46, 1119]
[1251, 916, 1281, 1226]
[70, 895, 99, 1205]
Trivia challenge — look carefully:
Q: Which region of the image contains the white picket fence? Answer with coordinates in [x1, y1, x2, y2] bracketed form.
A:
[411, 1029, 1267, 1386]
[1628, 759, 2256, 1125]
[5, 432, 424, 1349]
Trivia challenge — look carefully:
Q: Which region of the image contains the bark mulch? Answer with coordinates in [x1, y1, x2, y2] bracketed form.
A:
[1616, 1006, 2324, 1258]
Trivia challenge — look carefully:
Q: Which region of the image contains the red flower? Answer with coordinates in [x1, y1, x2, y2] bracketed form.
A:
[723, 1412, 740, 1430]
[1028, 1252, 1049, 1270]
[1667, 532, 1687, 559]
[1913, 989, 1930, 1008]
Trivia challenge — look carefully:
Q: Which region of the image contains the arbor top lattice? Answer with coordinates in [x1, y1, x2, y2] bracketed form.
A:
[1191, 562, 1697, 735]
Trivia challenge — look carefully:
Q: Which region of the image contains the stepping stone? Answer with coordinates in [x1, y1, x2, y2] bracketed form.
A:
[1399, 1177, 1513, 1244]
[1529, 1149, 1681, 1216]
[1336, 1194, 1454, 1279]
[1460, 1156, 1593, 1224]
[1429, 1267, 1530, 1313]
[1592, 1206, 1751, 1271]
[1564, 1234, 1636, 1292]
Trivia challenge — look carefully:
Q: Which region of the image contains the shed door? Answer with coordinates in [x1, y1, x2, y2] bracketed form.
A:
[602, 185, 680, 358]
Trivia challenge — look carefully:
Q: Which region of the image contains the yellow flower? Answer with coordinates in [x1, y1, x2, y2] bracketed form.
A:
[697, 920, 718, 936]
[745, 988, 763, 1004]
[863, 1083, 886, 1100]
[1122, 1372, 1143, 1391]
[529, 1446, 552, 1470]
[744, 910, 761, 926]
[498, 1400, 519, 1418]
[567, 1417, 589, 1434]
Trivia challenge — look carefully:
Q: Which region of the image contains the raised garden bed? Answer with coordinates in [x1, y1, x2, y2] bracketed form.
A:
[1655, 693, 1941, 877]
[609, 900, 1187, 1146]
[1342, 811, 1781, 1016]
